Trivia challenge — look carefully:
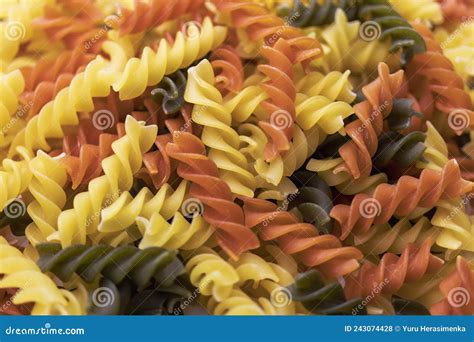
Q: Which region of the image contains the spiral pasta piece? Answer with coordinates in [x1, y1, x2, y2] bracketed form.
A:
[116, 0, 206, 36]
[166, 131, 260, 259]
[288, 170, 333, 234]
[207, 289, 282, 315]
[242, 196, 363, 278]
[279, 0, 357, 27]
[0, 70, 24, 147]
[59, 119, 118, 190]
[36, 243, 186, 289]
[112, 17, 227, 100]
[406, 22, 473, 135]
[24, 151, 68, 246]
[186, 248, 240, 302]
[430, 256, 474, 315]
[357, 0, 427, 64]
[210, 45, 244, 94]
[47, 116, 157, 247]
[437, 0, 474, 23]
[388, 0, 443, 24]
[331, 159, 473, 240]
[216, 0, 323, 161]
[351, 216, 439, 255]
[0, 237, 86, 315]
[345, 239, 445, 299]
[373, 131, 426, 167]
[20, 46, 95, 119]
[32, 1, 107, 54]
[313, 9, 396, 75]
[185, 59, 255, 197]
[288, 269, 364, 314]
[332, 62, 406, 179]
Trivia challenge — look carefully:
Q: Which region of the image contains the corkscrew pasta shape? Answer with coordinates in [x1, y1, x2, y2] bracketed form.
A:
[0, 0, 473, 318]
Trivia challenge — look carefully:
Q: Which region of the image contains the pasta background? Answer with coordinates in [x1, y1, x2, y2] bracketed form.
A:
[0, 0, 472, 317]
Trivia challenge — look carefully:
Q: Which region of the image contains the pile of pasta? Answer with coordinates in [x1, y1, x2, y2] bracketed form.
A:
[0, 0, 473, 316]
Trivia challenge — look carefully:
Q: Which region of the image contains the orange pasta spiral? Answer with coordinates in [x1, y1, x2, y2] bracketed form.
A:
[166, 131, 260, 259]
[116, 0, 206, 36]
[344, 239, 444, 299]
[215, 0, 323, 161]
[211, 45, 244, 94]
[33, 1, 106, 54]
[406, 22, 473, 135]
[336, 63, 406, 179]
[241, 197, 363, 278]
[430, 256, 474, 315]
[58, 120, 119, 190]
[20, 47, 95, 119]
[331, 159, 473, 240]
[437, 0, 474, 23]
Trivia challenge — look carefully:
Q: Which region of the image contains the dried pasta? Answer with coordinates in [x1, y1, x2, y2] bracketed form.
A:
[0, 0, 472, 318]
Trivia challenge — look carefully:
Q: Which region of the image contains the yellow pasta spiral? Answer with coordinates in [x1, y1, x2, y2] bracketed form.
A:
[186, 59, 256, 197]
[0, 146, 32, 210]
[47, 116, 157, 247]
[311, 9, 397, 74]
[113, 17, 227, 100]
[307, 157, 387, 195]
[389, 0, 443, 24]
[186, 247, 240, 302]
[25, 151, 68, 246]
[0, 236, 86, 315]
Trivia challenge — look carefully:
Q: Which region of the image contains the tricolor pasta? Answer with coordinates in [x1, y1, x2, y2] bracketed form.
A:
[0, 0, 472, 317]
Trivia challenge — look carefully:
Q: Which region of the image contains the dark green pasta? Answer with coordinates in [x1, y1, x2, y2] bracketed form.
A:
[36, 243, 186, 289]
[89, 278, 190, 315]
[289, 171, 333, 234]
[151, 70, 187, 115]
[356, 0, 426, 64]
[278, 0, 357, 27]
[287, 269, 365, 315]
[391, 296, 430, 315]
[374, 131, 426, 167]
[386, 98, 422, 131]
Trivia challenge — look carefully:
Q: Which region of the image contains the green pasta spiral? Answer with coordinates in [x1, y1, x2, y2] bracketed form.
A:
[289, 171, 334, 234]
[36, 243, 186, 289]
[89, 278, 190, 315]
[374, 131, 426, 167]
[356, 0, 426, 64]
[151, 69, 187, 115]
[287, 269, 365, 315]
[278, 0, 357, 27]
[386, 98, 422, 131]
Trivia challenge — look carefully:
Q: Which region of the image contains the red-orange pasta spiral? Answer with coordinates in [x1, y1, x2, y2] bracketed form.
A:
[33, 1, 107, 54]
[330, 159, 473, 240]
[166, 131, 260, 259]
[20, 46, 95, 118]
[406, 22, 473, 135]
[330, 159, 472, 240]
[344, 239, 444, 299]
[58, 120, 119, 190]
[241, 197, 363, 278]
[430, 256, 474, 315]
[336, 63, 406, 180]
[214, 0, 323, 161]
[0, 289, 32, 315]
[210, 45, 244, 94]
[135, 100, 196, 188]
[116, 0, 206, 36]
[437, 0, 474, 23]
